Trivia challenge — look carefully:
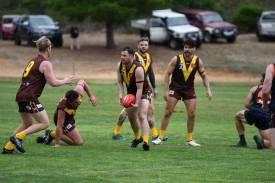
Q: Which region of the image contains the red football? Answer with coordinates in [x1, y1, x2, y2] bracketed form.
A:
[122, 94, 136, 108]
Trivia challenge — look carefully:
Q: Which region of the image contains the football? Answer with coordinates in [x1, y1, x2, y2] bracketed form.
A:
[122, 94, 136, 108]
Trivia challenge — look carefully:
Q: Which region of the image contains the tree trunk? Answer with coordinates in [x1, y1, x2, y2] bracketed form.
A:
[106, 22, 116, 49]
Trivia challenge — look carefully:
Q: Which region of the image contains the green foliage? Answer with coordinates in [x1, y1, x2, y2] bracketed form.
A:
[171, 0, 224, 16]
[231, 3, 267, 32]
[0, 82, 275, 182]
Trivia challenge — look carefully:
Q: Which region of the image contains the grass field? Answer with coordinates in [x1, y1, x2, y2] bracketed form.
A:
[0, 81, 275, 183]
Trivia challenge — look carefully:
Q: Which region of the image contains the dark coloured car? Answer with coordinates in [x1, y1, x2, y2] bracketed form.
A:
[179, 9, 238, 43]
[0, 15, 20, 39]
[13, 15, 63, 47]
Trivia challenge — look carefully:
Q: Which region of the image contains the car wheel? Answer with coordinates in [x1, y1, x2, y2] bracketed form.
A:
[14, 33, 21, 45]
[28, 36, 35, 47]
[226, 36, 236, 43]
[203, 32, 212, 43]
[53, 37, 63, 47]
[169, 38, 179, 49]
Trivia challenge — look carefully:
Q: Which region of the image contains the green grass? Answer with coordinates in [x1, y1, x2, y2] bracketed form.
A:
[0, 82, 275, 183]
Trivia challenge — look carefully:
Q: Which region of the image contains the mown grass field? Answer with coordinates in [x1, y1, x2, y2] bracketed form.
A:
[0, 81, 274, 183]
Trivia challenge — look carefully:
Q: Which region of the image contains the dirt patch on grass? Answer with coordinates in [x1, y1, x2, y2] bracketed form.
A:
[0, 33, 273, 83]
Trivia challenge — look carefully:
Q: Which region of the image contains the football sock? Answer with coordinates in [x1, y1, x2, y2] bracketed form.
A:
[114, 125, 122, 136]
[239, 134, 246, 144]
[16, 131, 26, 140]
[50, 131, 56, 138]
[143, 135, 149, 143]
[134, 131, 141, 140]
[187, 133, 193, 142]
[151, 127, 158, 137]
[159, 130, 166, 140]
[5, 142, 14, 150]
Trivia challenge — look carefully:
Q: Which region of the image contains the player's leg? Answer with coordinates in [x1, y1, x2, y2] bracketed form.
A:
[258, 129, 271, 148]
[127, 107, 142, 148]
[61, 128, 83, 146]
[231, 110, 247, 147]
[138, 99, 150, 150]
[23, 110, 50, 135]
[148, 100, 169, 141]
[76, 37, 80, 50]
[184, 99, 201, 146]
[152, 96, 178, 145]
[3, 112, 33, 154]
[270, 128, 275, 151]
[112, 108, 127, 140]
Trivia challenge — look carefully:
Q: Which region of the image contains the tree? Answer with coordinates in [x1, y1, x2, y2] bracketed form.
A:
[47, 0, 170, 49]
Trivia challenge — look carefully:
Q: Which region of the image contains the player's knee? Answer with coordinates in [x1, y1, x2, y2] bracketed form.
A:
[40, 121, 50, 129]
[138, 114, 146, 122]
[75, 140, 83, 146]
[188, 111, 196, 118]
[164, 110, 173, 118]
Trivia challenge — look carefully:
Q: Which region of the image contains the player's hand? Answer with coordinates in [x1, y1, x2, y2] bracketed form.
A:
[131, 103, 138, 108]
[89, 96, 98, 107]
[53, 144, 60, 148]
[64, 75, 75, 86]
[207, 90, 212, 100]
[153, 88, 158, 99]
[163, 92, 169, 101]
[119, 97, 123, 106]
[262, 106, 269, 112]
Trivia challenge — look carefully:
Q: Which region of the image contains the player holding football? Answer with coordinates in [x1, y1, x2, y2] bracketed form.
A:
[117, 46, 151, 151]
[2, 36, 74, 154]
[262, 63, 275, 151]
[152, 38, 212, 146]
[232, 73, 271, 149]
[36, 80, 98, 147]
[112, 37, 168, 142]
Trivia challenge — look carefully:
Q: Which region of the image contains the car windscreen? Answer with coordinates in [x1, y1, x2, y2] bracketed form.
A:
[30, 17, 55, 26]
[202, 14, 223, 23]
[3, 17, 18, 24]
[167, 17, 189, 26]
[262, 14, 275, 22]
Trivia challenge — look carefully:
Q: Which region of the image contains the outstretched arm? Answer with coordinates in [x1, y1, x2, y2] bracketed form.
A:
[74, 80, 98, 107]
[40, 61, 74, 87]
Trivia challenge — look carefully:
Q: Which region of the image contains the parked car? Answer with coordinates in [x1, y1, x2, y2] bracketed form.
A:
[256, 11, 275, 41]
[13, 14, 63, 47]
[179, 9, 238, 43]
[131, 9, 202, 49]
[0, 15, 20, 39]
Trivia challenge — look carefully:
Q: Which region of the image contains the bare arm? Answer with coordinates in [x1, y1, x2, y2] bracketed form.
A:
[117, 62, 124, 105]
[163, 56, 177, 101]
[199, 59, 212, 100]
[245, 86, 256, 109]
[40, 61, 74, 87]
[132, 67, 144, 107]
[148, 65, 158, 99]
[74, 80, 98, 107]
[54, 110, 66, 147]
[262, 64, 273, 111]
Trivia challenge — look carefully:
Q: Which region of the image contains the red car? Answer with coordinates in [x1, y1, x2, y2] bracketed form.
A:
[179, 10, 238, 43]
[1, 15, 20, 39]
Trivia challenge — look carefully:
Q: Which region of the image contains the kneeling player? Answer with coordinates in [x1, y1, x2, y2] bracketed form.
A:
[37, 80, 98, 147]
[232, 73, 271, 149]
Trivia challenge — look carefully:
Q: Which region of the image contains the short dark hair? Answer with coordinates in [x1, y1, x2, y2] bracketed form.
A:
[66, 90, 79, 102]
[122, 46, 134, 56]
[184, 38, 196, 48]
